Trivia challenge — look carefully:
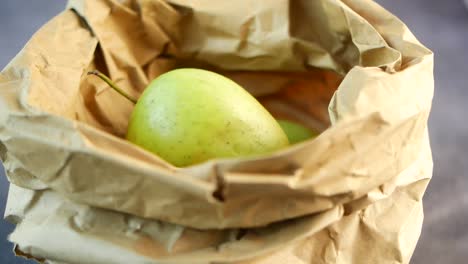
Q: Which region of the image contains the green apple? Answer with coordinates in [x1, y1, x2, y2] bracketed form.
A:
[90, 68, 289, 167]
[277, 119, 316, 144]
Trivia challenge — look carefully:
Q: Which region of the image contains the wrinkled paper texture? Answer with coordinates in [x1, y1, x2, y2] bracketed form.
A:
[0, 0, 433, 263]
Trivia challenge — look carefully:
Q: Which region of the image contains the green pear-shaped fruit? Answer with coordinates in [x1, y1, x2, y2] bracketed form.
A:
[90, 68, 289, 167]
[277, 119, 317, 144]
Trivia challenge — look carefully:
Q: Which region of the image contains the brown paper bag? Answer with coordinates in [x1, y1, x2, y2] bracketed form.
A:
[0, 0, 433, 263]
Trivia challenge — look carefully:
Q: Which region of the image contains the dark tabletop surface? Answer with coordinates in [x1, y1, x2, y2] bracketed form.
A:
[1, 0, 467, 263]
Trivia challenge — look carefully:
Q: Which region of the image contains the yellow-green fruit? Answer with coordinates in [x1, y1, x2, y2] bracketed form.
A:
[277, 119, 316, 144]
[126, 68, 289, 167]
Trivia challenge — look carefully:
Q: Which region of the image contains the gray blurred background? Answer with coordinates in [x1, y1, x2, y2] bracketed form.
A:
[1, 0, 467, 263]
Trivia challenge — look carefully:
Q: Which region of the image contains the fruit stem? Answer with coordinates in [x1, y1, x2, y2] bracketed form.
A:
[87, 70, 138, 104]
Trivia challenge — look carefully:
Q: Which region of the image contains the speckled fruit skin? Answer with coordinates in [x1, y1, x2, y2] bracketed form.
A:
[126, 68, 289, 167]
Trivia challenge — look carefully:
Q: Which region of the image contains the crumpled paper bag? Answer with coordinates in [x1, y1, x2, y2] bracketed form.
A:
[0, 0, 434, 263]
